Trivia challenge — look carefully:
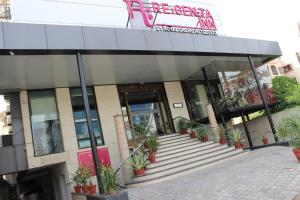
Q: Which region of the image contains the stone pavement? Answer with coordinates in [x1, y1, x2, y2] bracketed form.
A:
[127, 146, 300, 200]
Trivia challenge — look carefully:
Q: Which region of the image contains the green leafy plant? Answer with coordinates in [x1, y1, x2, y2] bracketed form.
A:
[145, 134, 159, 153]
[131, 151, 147, 170]
[229, 129, 244, 144]
[100, 166, 118, 195]
[132, 124, 153, 142]
[177, 118, 191, 131]
[272, 76, 298, 111]
[195, 127, 210, 139]
[276, 115, 300, 148]
[73, 166, 91, 185]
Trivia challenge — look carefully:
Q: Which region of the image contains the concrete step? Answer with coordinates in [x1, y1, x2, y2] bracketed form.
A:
[147, 144, 228, 169]
[145, 147, 236, 174]
[157, 141, 214, 155]
[131, 148, 246, 184]
[127, 150, 249, 188]
[156, 142, 221, 162]
[158, 133, 188, 142]
[159, 135, 193, 146]
[159, 138, 199, 149]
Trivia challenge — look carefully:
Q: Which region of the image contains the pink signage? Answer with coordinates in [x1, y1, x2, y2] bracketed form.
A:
[123, 0, 217, 35]
[77, 147, 111, 176]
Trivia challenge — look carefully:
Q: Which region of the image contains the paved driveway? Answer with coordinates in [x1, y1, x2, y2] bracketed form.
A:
[128, 146, 300, 200]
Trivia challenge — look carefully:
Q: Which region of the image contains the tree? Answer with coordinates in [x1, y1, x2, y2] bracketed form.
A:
[272, 76, 298, 110]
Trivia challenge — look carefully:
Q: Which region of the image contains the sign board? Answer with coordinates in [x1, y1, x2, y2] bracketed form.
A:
[123, 0, 218, 35]
[173, 103, 184, 108]
[77, 147, 111, 176]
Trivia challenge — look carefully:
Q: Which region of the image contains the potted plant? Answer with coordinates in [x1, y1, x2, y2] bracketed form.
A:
[229, 129, 244, 149]
[97, 166, 129, 200]
[89, 180, 97, 194]
[72, 174, 82, 193]
[177, 118, 191, 135]
[131, 151, 147, 176]
[145, 134, 160, 163]
[219, 127, 227, 145]
[190, 129, 197, 138]
[262, 135, 268, 145]
[196, 127, 210, 142]
[73, 166, 91, 193]
[276, 116, 300, 162]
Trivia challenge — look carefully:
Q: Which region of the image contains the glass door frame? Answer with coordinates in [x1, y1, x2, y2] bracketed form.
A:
[118, 83, 175, 135]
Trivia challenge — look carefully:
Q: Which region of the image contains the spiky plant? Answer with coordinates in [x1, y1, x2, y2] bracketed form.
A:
[276, 115, 300, 148]
[100, 166, 118, 195]
[131, 151, 147, 170]
[229, 129, 244, 144]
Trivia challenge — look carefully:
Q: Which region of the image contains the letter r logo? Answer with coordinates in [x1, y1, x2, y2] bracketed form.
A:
[123, 0, 153, 27]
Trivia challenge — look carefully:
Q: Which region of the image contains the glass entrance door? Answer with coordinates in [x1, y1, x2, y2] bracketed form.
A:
[119, 86, 173, 147]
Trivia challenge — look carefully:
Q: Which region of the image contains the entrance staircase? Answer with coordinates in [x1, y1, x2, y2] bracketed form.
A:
[127, 133, 249, 188]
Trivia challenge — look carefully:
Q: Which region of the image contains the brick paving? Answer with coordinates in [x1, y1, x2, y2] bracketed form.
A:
[128, 146, 300, 200]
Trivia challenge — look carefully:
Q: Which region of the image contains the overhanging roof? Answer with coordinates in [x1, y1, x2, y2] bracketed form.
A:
[0, 22, 281, 57]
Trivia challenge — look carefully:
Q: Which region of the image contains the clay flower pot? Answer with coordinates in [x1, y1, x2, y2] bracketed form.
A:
[262, 137, 268, 145]
[180, 129, 188, 135]
[201, 136, 208, 142]
[190, 131, 196, 138]
[234, 142, 243, 149]
[74, 185, 82, 193]
[89, 184, 96, 194]
[134, 168, 145, 176]
[219, 137, 227, 145]
[293, 148, 300, 162]
[82, 185, 90, 193]
[149, 152, 156, 163]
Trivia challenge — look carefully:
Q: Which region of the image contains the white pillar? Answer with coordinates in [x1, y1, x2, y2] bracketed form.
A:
[114, 114, 132, 184]
[206, 104, 219, 142]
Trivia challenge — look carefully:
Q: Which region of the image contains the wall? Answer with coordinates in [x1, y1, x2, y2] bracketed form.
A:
[164, 81, 190, 131]
[234, 107, 300, 148]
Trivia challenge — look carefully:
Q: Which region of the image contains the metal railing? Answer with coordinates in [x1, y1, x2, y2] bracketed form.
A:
[114, 142, 144, 176]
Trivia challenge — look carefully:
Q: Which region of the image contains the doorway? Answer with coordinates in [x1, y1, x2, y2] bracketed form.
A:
[118, 83, 173, 146]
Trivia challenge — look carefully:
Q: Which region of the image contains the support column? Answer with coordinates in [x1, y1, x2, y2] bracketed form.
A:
[206, 104, 219, 142]
[241, 112, 253, 149]
[202, 67, 218, 114]
[114, 114, 132, 184]
[248, 56, 278, 142]
[76, 52, 103, 194]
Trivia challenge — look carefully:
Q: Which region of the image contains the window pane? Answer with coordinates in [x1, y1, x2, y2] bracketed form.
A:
[70, 87, 103, 149]
[29, 90, 64, 156]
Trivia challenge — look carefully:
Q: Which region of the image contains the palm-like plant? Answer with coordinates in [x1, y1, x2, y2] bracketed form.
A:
[145, 134, 159, 153]
[229, 128, 244, 144]
[100, 166, 118, 195]
[131, 151, 147, 170]
[177, 118, 192, 134]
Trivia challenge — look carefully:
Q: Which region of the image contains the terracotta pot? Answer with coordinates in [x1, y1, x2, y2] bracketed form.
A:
[149, 152, 156, 163]
[74, 185, 82, 193]
[293, 148, 300, 162]
[143, 142, 148, 149]
[89, 184, 96, 194]
[234, 142, 243, 149]
[262, 138, 268, 145]
[190, 131, 196, 138]
[82, 185, 90, 193]
[180, 129, 188, 135]
[134, 168, 145, 176]
[201, 136, 208, 142]
[219, 138, 227, 145]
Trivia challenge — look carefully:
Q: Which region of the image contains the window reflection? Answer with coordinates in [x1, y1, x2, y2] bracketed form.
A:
[29, 90, 64, 156]
[70, 88, 103, 149]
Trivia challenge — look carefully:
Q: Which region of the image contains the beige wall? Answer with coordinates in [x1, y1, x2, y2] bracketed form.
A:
[94, 85, 124, 182]
[164, 81, 190, 131]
